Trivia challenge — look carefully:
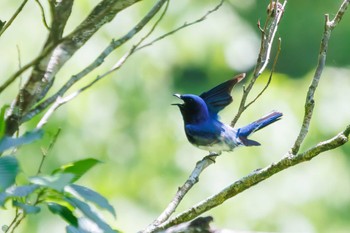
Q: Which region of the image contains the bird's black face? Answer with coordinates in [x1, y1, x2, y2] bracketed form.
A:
[172, 94, 209, 124]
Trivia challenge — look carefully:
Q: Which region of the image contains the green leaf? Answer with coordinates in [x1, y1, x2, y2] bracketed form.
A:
[66, 184, 116, 217]
[0, 156, 19, 192]
[13, 200, 41, 214]
[29, 173, 75, 192]
[48, 202, 78, 226]
[0, 192, 8, 206]
[0, 129, 44, 153]
[66, 197, 115, 233]
[0, 184, 40, 206]
[7, 184, 40, 197]
[0, 105, 9, 138]
[52, 158, 101, 182]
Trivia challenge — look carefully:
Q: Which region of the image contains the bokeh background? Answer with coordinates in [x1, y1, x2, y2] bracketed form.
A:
[1, 0, 350, 232]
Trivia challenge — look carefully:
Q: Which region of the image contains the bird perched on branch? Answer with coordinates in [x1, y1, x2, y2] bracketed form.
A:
[173, 73, 282, 155]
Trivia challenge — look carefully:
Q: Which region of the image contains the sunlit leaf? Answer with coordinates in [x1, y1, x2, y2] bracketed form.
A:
[29, 173, 75, 192]
[7, 184, 40, 197]
[48, 202, 78, 226]
[0, 156, 19, 192]
[0, 129, 44, 153]
[13, 200, 40, 214]
[52, 158, 101, 182]
[65, 184, 116, 217]
[66, 197, 115, 233]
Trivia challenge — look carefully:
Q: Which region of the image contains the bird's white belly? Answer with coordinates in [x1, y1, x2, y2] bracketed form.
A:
[196, 140, 237, 153]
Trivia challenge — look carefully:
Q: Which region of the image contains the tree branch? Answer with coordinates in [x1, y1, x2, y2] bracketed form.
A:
[291, 0, 350, 154]
[5, 0, 141, 135]
[22, 0, 224, 123]
[0, 0, 29, 37]
[156, 125, 350, 231]
[143, 1, 350, 232]
[231, 0, 286, 127]
[22, 0, 169, 123]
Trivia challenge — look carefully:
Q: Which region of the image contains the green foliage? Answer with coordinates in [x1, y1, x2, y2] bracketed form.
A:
[0, 157, 116, 232]
[0, 130, 44, 153]
[0, 156, 19, 192]
[52, 158, 101, 183]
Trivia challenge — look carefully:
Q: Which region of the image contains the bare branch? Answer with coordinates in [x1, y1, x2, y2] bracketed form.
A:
[136, 0, 224, 51]
[0, 0, 29, 37]
[22, 0, 170, 123]
[231, 0, 286, 127]
[5, 0, 141, 135]
[245, 37, 282, 110]
[144, 156, 217, 233]
[34, 0, 50, 30]
[155, 125, 350, 231]
[291, 0, 350, 154]
[23, 0, 224, 123]
[36, 128, 61, 174]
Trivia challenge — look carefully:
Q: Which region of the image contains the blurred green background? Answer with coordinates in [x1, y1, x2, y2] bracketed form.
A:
[1, 0, 350, 232]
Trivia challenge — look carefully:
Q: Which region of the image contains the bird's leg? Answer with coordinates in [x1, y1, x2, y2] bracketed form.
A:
[203, 151, 221, 163]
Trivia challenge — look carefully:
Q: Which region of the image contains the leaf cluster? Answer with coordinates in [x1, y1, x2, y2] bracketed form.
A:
[0, 135, 116, 233]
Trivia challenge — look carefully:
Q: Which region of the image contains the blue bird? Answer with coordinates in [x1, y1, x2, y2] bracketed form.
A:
[173, 73, 282, 155]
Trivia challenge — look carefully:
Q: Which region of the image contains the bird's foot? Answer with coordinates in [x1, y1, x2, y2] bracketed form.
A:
[203, 152, 220, 163]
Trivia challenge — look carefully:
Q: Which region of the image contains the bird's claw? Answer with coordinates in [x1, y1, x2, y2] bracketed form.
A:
[204, 152, 220, 163]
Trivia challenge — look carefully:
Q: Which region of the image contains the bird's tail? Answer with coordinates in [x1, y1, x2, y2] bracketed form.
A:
[237, 111, 283, 146]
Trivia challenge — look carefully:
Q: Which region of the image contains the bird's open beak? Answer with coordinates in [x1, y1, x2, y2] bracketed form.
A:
[171, 94, 183, 106]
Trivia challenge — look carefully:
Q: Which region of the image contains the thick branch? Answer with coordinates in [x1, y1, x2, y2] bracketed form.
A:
[155, 125, 349, 231]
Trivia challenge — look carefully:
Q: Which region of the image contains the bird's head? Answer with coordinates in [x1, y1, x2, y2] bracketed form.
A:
[172, 94, 209, 124]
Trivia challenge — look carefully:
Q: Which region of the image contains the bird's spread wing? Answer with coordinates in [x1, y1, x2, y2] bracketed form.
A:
[199, 73, 245, 116]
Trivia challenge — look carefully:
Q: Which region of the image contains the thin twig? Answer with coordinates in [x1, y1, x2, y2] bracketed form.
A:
[291, 0, 350, 154]
[36, 95, 76, 129]
[4, 210, 20, 233]
[136, 0, 224, 51]
[245, 37, 282, 109]
[231, 0, 286, 127]
[36, 128, 61, 174]
[34, 0, 50, 30]
[0, 0, 29, 37]
[9, 213, 26, 233]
